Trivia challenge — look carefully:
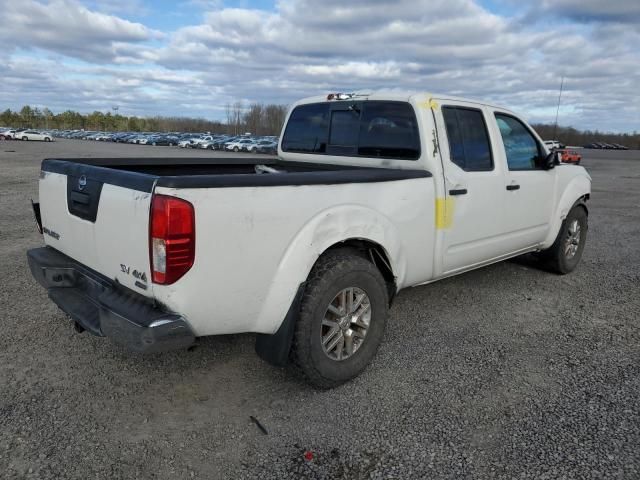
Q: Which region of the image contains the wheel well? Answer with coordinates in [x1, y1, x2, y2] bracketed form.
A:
[255, 239, 398, 367]
[574, 195, 589, 216]
[324, 239, 398, 304]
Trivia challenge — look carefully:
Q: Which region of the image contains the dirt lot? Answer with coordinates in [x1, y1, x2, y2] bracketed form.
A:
[1, 139, 639, 479]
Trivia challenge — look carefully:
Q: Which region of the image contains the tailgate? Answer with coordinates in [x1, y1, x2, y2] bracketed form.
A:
[38, 160, 156, 297]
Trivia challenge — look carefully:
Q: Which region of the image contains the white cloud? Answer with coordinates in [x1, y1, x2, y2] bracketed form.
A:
[0, 0, 160, 63]
[1, 0, 639, 132]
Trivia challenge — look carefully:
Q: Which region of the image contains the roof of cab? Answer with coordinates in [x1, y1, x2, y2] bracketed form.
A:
[292, 90, 513, 113]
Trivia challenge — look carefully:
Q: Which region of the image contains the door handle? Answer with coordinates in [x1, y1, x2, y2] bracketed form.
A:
[506, 184, 520, 191]
[449, 189, 468, 196]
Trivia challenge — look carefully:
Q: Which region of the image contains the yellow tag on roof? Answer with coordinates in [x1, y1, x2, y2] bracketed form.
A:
[417, 98, 439, 110]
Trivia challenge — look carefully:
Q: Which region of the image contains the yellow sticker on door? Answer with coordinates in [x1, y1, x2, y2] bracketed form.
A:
[435, 197, 454, 229]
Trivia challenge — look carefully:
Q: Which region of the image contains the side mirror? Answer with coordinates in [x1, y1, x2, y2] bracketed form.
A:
[541, 151, 559, 170]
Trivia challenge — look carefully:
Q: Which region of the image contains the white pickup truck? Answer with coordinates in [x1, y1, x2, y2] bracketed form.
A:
[28, 91, 591, 388]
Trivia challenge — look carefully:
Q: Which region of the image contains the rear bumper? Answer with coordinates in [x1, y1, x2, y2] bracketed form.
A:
[27, 246, 195, 353]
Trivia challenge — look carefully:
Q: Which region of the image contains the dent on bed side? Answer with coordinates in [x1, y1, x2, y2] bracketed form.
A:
[254, 204, 405, 332]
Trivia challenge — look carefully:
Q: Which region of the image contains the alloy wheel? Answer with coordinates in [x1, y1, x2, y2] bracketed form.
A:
[321, 287, 371, 361]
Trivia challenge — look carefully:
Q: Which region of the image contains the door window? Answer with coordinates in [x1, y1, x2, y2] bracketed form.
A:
[442, 107, 493, 171]
[494, 114, 542, 170]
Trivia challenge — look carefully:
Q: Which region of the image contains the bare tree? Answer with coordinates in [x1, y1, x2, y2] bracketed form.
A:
[225, 103, 234, 134]
[243, 103, 264, 135]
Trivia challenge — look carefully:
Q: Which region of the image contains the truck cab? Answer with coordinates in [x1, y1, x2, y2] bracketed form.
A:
[280, 92, 590, 278]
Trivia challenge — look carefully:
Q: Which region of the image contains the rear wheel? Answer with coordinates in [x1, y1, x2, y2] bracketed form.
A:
[233, 146, 239, 152]
[291, 249, 389, 388]
[22, 136, 28, 141]
[45, 137, 51, 142]
[539, 205, 587, 274]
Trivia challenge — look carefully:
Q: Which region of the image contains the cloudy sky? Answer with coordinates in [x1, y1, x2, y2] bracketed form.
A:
[1, 0, 638, 132]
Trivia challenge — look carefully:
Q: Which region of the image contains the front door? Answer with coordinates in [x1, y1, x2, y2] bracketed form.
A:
[433, 102, 507, 274]
[491, 112, 556, 251]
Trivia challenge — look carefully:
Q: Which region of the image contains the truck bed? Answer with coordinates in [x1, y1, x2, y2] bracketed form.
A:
[36, 155, 437, 338]
[41, 157, 431, 191]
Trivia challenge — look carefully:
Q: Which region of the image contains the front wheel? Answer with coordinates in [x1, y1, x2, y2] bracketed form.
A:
[22, 136, 28, 141]
[45, 137, 51, 142]
[291, 249, 389, 388]
[233, 146, 239, 152]
[539, 205, 588, 274]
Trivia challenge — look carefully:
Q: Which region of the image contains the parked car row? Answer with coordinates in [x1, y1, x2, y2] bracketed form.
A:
[544, 139, 631, 151]
[0, 128, 54, 141]
[583, 142, 629, 150]
[177, 134, 278, 153]
[46, 129, 279, 154]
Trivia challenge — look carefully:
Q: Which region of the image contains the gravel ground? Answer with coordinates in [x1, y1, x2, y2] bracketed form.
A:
[1, 140, 639, 479]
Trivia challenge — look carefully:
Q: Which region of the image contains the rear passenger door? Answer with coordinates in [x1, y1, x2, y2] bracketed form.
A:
[434, 103, 508, 274]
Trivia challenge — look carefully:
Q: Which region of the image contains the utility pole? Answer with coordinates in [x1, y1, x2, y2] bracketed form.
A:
[552, 76, 564, 142]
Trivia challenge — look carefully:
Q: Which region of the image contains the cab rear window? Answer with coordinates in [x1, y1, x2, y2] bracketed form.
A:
[282, 101, 420, 160]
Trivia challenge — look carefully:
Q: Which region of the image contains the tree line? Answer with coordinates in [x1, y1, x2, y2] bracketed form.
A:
[531, 123, 639, 149]
[0, 103, 289, 136]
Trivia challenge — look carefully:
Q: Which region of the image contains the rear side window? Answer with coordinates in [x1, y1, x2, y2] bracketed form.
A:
[281, 103, 329, 153]
[494, 114, 542, 170]
[442, 107, 493, 171]
[282, 101, 420, 160]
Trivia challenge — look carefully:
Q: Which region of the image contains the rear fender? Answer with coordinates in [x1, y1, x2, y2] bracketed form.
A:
[254, 204, 406, 335]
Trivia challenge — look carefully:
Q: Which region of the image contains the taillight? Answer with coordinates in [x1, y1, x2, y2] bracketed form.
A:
[150, 194, 195, 285]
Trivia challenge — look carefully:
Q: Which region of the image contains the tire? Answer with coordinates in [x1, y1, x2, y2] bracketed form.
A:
[539, 205, 588, 274]
[45, 137, 51, 142]
[152, 142, 156, 146]
[291, 248, 389, 388]
[233, 146, 239, 152]
[22, 136, 28, 141]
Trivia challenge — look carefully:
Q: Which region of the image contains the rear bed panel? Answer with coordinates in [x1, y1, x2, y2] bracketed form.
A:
[39, 171, 154, 297]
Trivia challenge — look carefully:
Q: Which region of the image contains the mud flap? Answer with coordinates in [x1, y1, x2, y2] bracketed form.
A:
[255, 283, 306, 367]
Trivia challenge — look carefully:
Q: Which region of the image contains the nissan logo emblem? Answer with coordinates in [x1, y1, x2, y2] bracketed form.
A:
[78, 175, 87, 191]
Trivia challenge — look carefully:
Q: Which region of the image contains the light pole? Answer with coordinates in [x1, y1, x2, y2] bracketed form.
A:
[112, 106, 119, 132]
